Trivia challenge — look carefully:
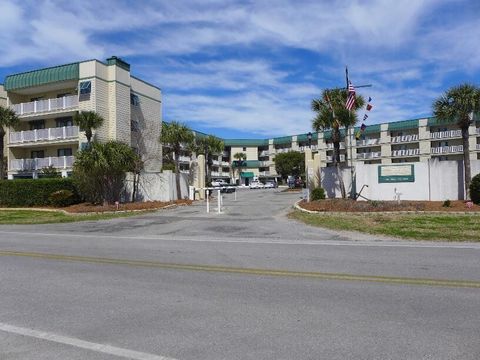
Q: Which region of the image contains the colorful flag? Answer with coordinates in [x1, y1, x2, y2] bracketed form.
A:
[368, 97, 372, 102]
[355, 131, 361, 140]
[366, 103, 373, 111]
[360, 123, 367, 131]
[345, 82, 356, 110]
[363, 114, 369, 121]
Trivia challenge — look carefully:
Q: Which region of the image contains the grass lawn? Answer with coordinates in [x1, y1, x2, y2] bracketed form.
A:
[289, 210, 480, 242]
[0, 210, 148, 225]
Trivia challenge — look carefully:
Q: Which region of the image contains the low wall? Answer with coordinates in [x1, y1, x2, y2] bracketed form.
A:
[126, 171, 189, 202]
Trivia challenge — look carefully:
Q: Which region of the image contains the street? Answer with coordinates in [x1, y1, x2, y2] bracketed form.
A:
[1, 189, 479, 359]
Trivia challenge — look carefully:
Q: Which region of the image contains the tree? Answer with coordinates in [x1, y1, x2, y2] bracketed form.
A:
[73, 111, 105, 143]
[195, 135, 224, 185]
[232, 152, 246, 184]
[274, 151, 305, 182]
[161, 121, 195, 199]
[0, 106, 19, 180]
[311, 88, 365, 198]
[433, 84, 480, 199]
[73, 141, 138, 204]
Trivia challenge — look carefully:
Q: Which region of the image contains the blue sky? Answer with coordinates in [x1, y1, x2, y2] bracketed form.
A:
[1, 0, 479, 139]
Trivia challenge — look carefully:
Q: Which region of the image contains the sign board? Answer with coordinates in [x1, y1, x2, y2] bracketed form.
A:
[378, 164, 415, 183]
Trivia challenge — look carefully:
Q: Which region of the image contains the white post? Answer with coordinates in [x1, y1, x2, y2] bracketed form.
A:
[48, 98, 51, 111]
[206, 189, 210, 213]
[63, 126, 66, 139]
[217, 189, 222, 214]
[189, 186, 195, 200]
[234, 188, 237, 201]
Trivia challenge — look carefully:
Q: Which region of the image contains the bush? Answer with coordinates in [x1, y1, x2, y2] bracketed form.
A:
[49, 190, 76, 207]
[311, 187, 326, 201]
[442, 199, 451, 207]
[0, 178, 79, 207]
[470, 173, 480, 204]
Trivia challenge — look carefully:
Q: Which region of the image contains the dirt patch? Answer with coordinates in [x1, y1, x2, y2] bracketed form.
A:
[300, 199, 480, 212]
[63, 199, 193, 213]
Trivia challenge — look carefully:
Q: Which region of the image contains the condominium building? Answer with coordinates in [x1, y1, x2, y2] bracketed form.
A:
[1, 57, 162, 179]
[176, 117, 480, 185]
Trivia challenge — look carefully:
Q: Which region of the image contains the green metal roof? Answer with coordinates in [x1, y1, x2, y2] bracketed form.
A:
[296, 132, 319, 142]
[5, 63, 79, 91]
[354, 123, 381, 134]
[224, 139, 269, 146]
[388, 119, 419, 131]
[273, 136, 292, 145]
[245, 160, 260, 168]
[241, 172, 255, 178]
[427, 117, 456, 127]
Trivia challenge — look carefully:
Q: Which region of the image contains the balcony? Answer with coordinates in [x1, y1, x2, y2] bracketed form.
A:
[178, 156, 191, 163]
[259, 150, 269, 157]
[391, 149, 420, 157]
[430, 130, 462, 139]
[356, 138, 380, 147]
[391, 134, 419, 143]
[11, 95, 79, 117]
[326, 154, 346, 162]
[259, 171, 271, 176]
[326, 142, 346, 149]
[477, 144, 480, 150]
[430, 145, 463, 155]
[9, 126, 79, 145]
[299, 144, 318, 151]
[356, 151, 381, 160]
[221, 161, 230, 166]
[259, 161, 270, 167]
[10, 156, 74, 171]
[212, 160, 220, 166]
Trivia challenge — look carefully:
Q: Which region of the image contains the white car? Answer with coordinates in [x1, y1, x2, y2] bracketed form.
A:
[249, 181, 264, 189]
[212, 179, 228, 187]
[264, 181, 276, 189]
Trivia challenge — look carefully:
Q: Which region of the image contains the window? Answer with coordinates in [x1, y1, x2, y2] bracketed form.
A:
[57, 148, 72, 157]
[29, 120, 45, 130]
[79, 81, 91, 95]
[31, 150, 45, 159]
[130, 93, 140, 106]
[56, 117, 73, 127]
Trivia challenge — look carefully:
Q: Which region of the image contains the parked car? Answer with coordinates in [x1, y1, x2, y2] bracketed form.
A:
[212, 179, 228, 187]
[264, 181, 277, 189]
[249, 180, 264, 189]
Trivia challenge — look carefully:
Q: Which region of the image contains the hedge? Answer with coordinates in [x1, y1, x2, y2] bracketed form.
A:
[0, 178, 80, 207]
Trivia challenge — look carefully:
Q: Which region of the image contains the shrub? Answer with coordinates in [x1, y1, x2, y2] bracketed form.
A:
[49, 190, 76, 207]
[40, 165, 61, 178]
[442, 199, 451, 207]
[311, 187, 326, 201]
[470, 173, 480, 204]
[0, 178, 79, 207]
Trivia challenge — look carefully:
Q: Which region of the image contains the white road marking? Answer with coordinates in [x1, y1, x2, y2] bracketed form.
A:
[0, 322, 177, 360]
[0, 230, 479, 249]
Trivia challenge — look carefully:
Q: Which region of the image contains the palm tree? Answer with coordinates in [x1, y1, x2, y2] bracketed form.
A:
[233, 152, 246, 185]
[433, 84, 480, 199]
[73, 111, 105, 143]
[161, 121, 195, 200]
[0, 106, 19, 180]
[311, 88, 365, 198]
[196, 135, 224, 185]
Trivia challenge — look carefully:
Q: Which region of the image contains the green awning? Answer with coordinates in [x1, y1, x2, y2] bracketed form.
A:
[388, 119, 419, 131]
[224, 139, 269, 146]
[5, 62, 79, 91]
[241, 172, 254, 178]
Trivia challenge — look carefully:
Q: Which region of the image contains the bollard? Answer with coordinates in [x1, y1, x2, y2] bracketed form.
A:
[217, 189, 222, 214]
[234, 188, 237, 201]
[206, 189, 210, 213]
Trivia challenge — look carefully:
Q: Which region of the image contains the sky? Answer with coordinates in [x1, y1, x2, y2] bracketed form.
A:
[0, 0, 479, 139]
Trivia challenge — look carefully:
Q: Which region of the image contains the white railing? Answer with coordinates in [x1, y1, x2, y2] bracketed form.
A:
[221, 161, 230, 166]
[9, 126, 79, 144]
[356, 151, 381, 159]
[259, 161, 270, 167]
[180, 169, 190, 174]
[299, 145, 318, 151]
[391, 134, 419, 143]
[259, 150, 269, 157]
[356, 138, 380, 146]
[391, 148, 420, 157]
[211, 171, 220, 176]
[275, 148, 292, 154]
[326, 143, 345, 149]
[178, 156, 191, 162]
[430, 130, 462, 139]
[259, 171, 270, 176]
[212, 160, 220, 166]
[326, 154, 346, 162]
[9, 156, 74, 171]
[11, 95, 79, 116]
[430, 145, 464, 154]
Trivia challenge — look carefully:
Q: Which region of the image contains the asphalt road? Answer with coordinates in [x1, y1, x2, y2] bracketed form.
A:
[0, 189, 479, 359]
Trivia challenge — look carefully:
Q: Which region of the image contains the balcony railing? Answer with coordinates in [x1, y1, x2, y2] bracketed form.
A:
[391, 148, 420, 157]
[356, 138, 380, 147]
[212, 160, 220, 166]
[10, 156, 74, 171]
[259, 150, 269, 157]
[391, 134, 419, 143]
[221, 161, 230, 166]
[430, 145, 463, 154]
[326, 143, 345, 149]
[259, 161, 270, 167]
[356, 151, 381, 160]
[326, 154, 346, 162]
[11, 95, 79, 116]
[178, 156, 191, 163]
[299, 145, 318, 151]
[259, 171, 271, 176]
[430, 130, 462, 139]
[9, 126, 79, 144]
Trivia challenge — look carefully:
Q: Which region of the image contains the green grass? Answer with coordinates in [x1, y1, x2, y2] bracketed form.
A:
[289, 210, 480, 241]
[0, 210, 149, 224]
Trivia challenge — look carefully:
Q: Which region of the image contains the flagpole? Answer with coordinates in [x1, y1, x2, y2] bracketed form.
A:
[346, 66, 356, 200]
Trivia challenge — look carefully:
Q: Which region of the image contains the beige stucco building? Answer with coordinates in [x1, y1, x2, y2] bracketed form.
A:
[1, 57, 162, 178]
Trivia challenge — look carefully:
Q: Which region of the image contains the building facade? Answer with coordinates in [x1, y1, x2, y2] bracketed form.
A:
[177, 118, 480, 185]
[1, 57, 162, 179]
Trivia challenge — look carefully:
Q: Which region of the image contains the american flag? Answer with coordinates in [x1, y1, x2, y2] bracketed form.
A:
[345, 82, 356, 110]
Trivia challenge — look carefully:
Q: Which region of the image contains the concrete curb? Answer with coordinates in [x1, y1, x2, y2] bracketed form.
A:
[293, 200, 480, 216]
